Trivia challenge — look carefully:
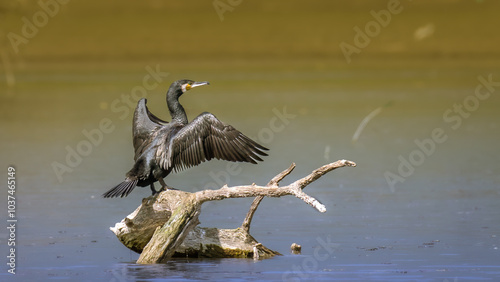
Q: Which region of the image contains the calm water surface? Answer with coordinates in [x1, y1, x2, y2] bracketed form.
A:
[1, 63, 499, 281]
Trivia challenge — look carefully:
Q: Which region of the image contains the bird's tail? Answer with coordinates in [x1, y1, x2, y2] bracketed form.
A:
[102, 178, 139, 198]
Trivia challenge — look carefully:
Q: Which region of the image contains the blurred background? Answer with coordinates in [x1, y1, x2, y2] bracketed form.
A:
[1, 0, 499, 280]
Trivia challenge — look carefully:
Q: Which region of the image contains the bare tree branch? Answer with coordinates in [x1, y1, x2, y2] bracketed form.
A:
[195, 159, 356, 212]
[267, 162, 296, 186]
[111, 160, 356, 264]
[241, 162, 296, 233]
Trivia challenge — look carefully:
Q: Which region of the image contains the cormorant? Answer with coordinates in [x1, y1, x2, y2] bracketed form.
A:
[102, 79, 268, 198]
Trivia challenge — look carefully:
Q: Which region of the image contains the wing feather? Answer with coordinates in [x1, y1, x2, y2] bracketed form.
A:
[155, 112, 268, 172]
[132, 99, 168, 161]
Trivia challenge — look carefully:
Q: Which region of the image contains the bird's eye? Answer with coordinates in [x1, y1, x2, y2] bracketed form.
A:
[181, 83, 192, 93]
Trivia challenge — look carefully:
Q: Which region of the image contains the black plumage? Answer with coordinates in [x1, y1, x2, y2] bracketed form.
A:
[103, 79, 268, 198]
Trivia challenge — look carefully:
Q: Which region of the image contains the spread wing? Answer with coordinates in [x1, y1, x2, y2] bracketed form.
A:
[155, 112, 268, 172]
[132, 98, 168, 161]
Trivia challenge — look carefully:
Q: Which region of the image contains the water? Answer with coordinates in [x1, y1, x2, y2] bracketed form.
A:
[1, 62, 500, 281]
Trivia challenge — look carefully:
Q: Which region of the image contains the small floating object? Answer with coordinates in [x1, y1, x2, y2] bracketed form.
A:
[291, 243, 301, 254]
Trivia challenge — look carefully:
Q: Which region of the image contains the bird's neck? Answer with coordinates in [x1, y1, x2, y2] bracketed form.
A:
[167, 92, 188, 124]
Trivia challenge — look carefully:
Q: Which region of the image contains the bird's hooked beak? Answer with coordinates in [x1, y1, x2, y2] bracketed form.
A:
[181, 81, 210, 93]
[191, 81, 210, 88]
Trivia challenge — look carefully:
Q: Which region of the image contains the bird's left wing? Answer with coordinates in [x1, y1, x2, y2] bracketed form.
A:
[155, 112, 268, 172]
[133, 98, 168, 161]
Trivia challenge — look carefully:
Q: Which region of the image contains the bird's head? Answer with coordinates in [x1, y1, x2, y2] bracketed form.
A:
[169, 79, 210, 98]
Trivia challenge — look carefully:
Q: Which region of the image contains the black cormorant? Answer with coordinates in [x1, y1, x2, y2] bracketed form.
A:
[102, 79, 268, 198]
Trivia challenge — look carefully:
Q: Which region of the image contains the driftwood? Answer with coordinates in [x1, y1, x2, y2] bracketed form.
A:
[110, 160, 356, 264]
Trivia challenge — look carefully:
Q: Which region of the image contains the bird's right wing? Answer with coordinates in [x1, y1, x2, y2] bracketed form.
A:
[155, 112, 268, 172]
[132, 98, 168, 161]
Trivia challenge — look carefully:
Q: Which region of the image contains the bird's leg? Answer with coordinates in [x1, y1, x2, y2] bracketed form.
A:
[158, 178, 178, 191]
[150, 183, 157, 195]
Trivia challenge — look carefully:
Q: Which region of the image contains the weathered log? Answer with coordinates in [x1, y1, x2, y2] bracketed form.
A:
[110, 191, 184, 253]
[176, 227, 280, 259]
[110, 160, 356, 264]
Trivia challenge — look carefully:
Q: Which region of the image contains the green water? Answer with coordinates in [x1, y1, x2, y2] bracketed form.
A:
[1, 61, 499, 280]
